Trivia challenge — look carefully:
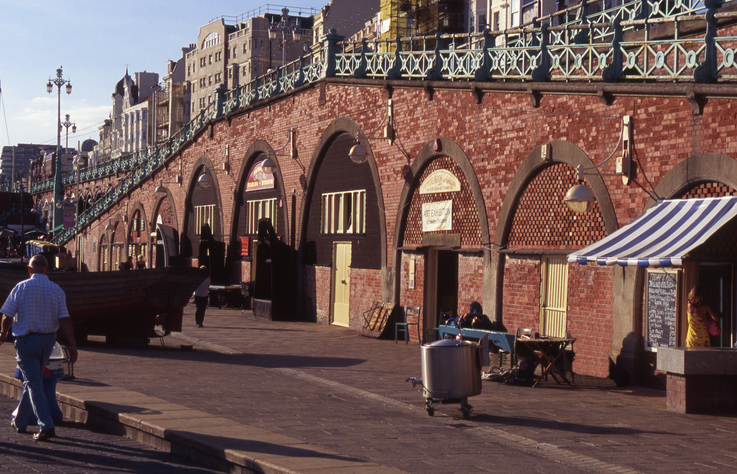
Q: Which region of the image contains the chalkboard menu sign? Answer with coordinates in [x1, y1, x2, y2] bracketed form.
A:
[646, 271, 679, 349]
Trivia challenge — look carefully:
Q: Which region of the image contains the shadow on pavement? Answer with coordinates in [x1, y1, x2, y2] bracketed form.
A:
[470, 412, 672, 436]
[79, 342, 366, 369]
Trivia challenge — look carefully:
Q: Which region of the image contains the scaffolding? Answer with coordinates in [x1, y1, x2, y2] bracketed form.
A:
[379, 0, 466, 41]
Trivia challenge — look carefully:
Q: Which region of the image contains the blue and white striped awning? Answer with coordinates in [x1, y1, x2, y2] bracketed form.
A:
[568, 196, 737, 267]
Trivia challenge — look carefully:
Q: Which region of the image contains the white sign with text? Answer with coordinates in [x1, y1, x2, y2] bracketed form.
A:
[422, 200, 452, 231]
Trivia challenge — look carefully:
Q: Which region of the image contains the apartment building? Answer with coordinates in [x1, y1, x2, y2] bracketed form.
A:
[0, 144, 57, 184]
[186, 6, 316, 118]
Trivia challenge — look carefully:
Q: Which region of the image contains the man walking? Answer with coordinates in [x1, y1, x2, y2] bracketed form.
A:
[193, 265, 210, 328]
[0, 255, 78, 441]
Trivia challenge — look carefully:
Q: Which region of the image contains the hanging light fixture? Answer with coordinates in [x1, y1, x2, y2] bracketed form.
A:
[197, 168, 213, 188]
[261, 153, 276, 174]
[563, 116, 632, 213]
[348, 132, 368, 164]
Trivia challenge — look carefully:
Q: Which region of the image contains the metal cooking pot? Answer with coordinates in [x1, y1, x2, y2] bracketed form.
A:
[420, 339, 482, 400]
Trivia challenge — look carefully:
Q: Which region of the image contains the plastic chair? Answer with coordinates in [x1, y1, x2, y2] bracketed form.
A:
[425, 309, 453, 343]
[395, 306, 421, 344]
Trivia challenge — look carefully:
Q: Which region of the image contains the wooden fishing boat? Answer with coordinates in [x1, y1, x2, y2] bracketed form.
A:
[0, 265, 207, 341]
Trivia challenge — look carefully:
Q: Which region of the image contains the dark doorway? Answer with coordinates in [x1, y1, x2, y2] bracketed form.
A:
[436, 250, 458, 316]
[699, 263, 733, 347]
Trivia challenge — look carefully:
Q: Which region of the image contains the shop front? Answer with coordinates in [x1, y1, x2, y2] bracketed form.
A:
[569, 195, 737, 408]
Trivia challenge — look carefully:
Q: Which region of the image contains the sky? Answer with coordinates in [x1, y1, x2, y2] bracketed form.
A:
[0, 1, 326, 149]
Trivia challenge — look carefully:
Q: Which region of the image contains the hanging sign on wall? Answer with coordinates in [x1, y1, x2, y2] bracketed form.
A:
[246, 160, 275, 192]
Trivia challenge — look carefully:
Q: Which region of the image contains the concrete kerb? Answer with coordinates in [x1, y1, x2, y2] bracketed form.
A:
[0, 368, 400, 474]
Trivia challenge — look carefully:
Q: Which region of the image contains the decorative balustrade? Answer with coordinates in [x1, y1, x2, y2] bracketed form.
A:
[23, 0, 735, 246]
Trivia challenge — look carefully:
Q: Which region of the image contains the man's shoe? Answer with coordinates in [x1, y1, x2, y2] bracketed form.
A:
[197, 323, 204, 327]
[33, 429, 55, 441]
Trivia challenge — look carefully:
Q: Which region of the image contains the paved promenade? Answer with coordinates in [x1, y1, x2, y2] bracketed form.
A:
[2, 306, 737, 473]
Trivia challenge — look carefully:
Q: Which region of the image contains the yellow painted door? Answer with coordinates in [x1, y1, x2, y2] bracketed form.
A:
[332, 242, 351, 327]
[540, 255, 568, 337]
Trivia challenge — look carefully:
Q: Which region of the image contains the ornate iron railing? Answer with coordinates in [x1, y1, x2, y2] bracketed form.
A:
[32, 0, 736, 245]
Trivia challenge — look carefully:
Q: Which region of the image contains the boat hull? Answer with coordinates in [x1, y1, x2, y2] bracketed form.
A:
[0, 266, 207, 339]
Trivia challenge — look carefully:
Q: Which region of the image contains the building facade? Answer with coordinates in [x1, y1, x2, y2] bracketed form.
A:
[186, 8, 315, 119]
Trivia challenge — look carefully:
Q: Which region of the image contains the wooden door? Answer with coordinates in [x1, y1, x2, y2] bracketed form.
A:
[540, 255, 568, 337]
[332, 242, 351, 326]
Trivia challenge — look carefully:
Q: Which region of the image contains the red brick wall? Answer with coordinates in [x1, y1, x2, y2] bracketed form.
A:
[458, 254, 484, 316]
[567, 264, 614, 378]
[502, 255, 541, 331]
[667, 373, 737, 413]
[66, 76, 737, 378]
[400, 251, 425, 343]
[349, 268, 382, 328]
[312, 265, 331, 325]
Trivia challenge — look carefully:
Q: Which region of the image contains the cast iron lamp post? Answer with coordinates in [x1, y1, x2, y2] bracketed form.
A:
[269, 8, 301, 67]
[47, 67, 72, 234]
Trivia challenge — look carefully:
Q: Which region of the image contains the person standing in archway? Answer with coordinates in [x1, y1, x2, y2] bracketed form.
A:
[686, 284, 721, 347]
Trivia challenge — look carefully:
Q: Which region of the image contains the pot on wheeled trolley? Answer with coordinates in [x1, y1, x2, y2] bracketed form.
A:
[407, 339, 482, 419]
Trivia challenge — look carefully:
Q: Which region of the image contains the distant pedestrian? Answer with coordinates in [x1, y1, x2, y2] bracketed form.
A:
[193, 266, 210, 328]
[0, 254, 78, 441]
[136, 254, 146, 269]
[119, 256, 133, 271]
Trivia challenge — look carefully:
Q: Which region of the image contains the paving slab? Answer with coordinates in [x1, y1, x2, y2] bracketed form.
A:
[2, 306, 737, 473]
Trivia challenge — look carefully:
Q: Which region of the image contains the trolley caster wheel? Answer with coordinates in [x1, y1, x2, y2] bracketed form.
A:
[460, 403, 472, 419]
[425, 399, 435, 416]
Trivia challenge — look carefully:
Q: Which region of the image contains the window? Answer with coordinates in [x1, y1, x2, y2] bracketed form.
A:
[493, 12, 500, 30]
[209, 54, 212, 64]
[194, 205, 215, 235]
[246, 198, 277, 234]
[321, 190, 366, 234]
[203, 32, 220, 49]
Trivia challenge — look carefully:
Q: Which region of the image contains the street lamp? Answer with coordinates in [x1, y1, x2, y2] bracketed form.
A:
[269, 7, 302, 67]
[47, 66, 72, 234]
[16, 181, 25, 264]
[62, 114, 77, 156]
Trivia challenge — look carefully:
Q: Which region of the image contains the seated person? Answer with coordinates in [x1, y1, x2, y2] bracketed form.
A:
[458, 301, 495, 330]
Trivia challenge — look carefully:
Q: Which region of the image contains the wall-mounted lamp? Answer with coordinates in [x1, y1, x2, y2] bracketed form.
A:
[155, 178, 181, 195]
[261, 128, 298, 174]
[261, 155, 277, 174]
[105, 220, 115, 232]
[348, 100, 394, 164]
[563, 116, 632, 213]
[197, 169, 213, 188]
